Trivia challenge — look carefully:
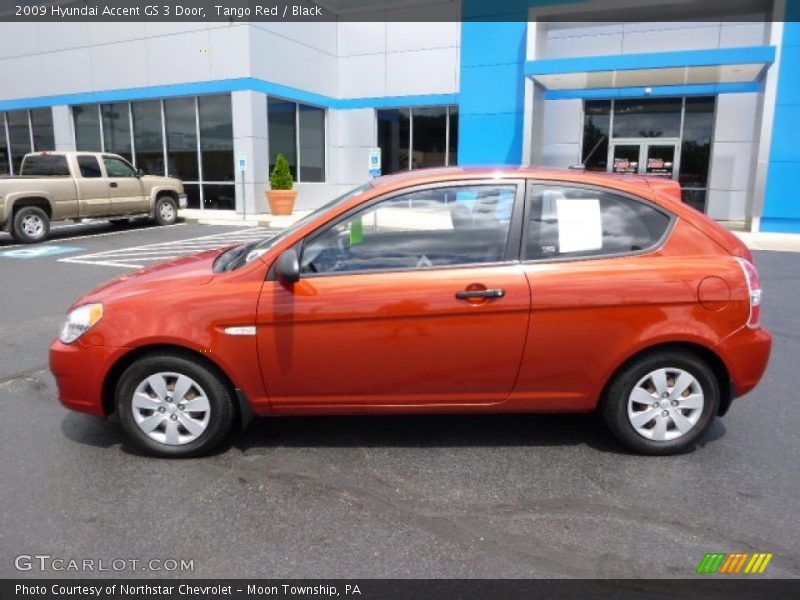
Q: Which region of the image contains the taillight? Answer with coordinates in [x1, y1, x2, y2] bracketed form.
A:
[735, 257, 762, 328]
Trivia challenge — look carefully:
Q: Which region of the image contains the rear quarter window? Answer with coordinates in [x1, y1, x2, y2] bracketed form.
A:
[526, 185, 672, 261]
[20, 155, 70, 176]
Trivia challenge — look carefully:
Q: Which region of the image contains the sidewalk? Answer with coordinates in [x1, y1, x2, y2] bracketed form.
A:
[732, 231, 800, 253]
[179, 209, 800, 253]
[178, 208, 312, 229]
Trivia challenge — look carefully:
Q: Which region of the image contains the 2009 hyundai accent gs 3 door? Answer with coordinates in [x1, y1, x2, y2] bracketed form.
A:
[49, 167, 771, 457]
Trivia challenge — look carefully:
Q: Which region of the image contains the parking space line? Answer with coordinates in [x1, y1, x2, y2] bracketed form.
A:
[0, 223, 188, 251]
[58, 227, 277, 269]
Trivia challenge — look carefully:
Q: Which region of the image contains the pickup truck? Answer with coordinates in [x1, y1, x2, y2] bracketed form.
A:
[0, 151, 187, 243]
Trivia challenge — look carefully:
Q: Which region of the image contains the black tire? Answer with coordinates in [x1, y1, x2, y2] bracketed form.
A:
[116, 354, 235, 457]
[12, 206, 50, 243]
[600, 350, 719, 455]
[154, 195, 178, 226]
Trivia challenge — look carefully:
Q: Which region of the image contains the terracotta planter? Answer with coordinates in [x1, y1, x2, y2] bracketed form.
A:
[266, 189, 297, 215]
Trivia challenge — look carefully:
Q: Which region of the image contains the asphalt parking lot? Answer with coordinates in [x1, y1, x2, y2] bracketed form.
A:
[0, 220, 798, 579]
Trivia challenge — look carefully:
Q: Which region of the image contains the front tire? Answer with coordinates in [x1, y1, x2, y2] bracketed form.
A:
[154, 196, 178, 226]
[116, 354, 235, 457]
[601, 350, 719, 455]
[12, 206, 50, 243]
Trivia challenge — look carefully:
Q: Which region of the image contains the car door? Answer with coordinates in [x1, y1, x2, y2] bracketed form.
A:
[256, 181, 532, 411]
[74, 155, 110, 217]
[101, 155, 147, 215]
[514, 181, 676, 411]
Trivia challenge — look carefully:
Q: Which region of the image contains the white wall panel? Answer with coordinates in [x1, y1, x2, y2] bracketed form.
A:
[386, 48, 459, 96]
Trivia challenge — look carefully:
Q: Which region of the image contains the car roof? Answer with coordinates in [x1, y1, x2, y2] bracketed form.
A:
[371, 165, 656, 195]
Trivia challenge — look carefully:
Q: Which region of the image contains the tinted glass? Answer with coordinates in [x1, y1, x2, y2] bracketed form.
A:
[101, 103, 132, 162]
[0, 113, 9, 175]
[21, 154, 69, 176]
[582, 100, 610, 171]
[164, 97, 198, 180]
[526, 186, 670, 260]
[613, 98, 681, 138]
[73, 105, 102, 152]
[448, 106, 458, 166]
[103, 156, 136, 178]
[30, 109, 55, 152]
[301, 185, 516, 275]
[680, 97, 715, 204]
[299, 104, 325, 182]
[132, 100, 164, 175]
[412, 107, 447, 169]
[202, 183, 235, 210]
[77, 155, 102, 178]
[7, 110, 31, 174]
[377, 108, 410, 175]
[184, 183, 200, 209]
[199, 94, 234, 182]
[268, 98, 297, 179]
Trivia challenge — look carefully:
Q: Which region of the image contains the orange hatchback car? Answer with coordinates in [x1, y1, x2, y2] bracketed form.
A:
[50, 167, 771, 457]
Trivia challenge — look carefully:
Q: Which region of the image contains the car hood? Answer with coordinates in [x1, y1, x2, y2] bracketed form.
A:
[76, 247, 226, 306]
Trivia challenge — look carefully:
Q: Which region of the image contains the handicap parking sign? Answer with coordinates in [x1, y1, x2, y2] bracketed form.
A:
[1, 245, 82, 259]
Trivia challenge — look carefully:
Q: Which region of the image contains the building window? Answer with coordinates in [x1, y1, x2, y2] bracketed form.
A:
[101, 103, 132, 162]
[0, 109, 56, 175]
[268, 98, 326, 183]
[132, 100, 165, 176]
[376, 106, 458, 175]
[73, 94, 234, 210]
[580, 97, 716, 213]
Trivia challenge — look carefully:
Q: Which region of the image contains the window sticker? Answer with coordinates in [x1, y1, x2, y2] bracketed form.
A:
[349, 217, 364, 246]
[556, 198, 603, 253]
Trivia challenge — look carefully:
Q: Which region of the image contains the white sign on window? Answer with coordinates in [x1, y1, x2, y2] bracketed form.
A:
[556, 198, 603, 253]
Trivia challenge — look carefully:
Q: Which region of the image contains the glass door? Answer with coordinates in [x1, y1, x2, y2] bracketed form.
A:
[611, 144, 640, 175]
[609, 140, 679, 180]
[644, 144, 677, 179]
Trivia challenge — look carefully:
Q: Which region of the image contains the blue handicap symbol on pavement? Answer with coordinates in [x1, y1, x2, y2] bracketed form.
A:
[1, 245, 82, 259]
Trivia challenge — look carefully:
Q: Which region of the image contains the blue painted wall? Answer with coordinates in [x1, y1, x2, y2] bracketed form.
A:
[762, 0, 800, 233]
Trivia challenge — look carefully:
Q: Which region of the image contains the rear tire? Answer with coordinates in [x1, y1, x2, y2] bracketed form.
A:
[116, 354, 235, 457]
[12, 206, 50, 243]
[601, 350, 719, 455]
[154, 196, 178, 226]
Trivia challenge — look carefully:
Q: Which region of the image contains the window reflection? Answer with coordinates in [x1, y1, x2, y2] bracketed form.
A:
[301, 185, 515, 274]
[101, 103, 132, 162]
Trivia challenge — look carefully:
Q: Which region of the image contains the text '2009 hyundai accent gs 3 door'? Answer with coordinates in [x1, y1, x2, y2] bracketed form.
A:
[49, 167, 771, 457]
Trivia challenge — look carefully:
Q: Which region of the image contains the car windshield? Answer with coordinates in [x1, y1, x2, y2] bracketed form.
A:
[216, 182, 374, 272]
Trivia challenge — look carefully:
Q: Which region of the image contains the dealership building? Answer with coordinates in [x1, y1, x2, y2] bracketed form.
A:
[0, 0, 798, 232]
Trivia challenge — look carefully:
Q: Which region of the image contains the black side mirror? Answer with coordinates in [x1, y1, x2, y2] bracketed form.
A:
[275, 248, 300, 284]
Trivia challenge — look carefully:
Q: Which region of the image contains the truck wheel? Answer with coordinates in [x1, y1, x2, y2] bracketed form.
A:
[12, 206, 50, 244]
[154, 196, 178, 226]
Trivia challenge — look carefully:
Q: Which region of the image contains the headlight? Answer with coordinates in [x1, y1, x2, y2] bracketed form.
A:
[59, 303, 104, 344]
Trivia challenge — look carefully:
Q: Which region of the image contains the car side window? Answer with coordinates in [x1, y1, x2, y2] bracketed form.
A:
[300, 184, 517, 275]
[103, 156, 136, 178]
[77, 156, 103, 178]
[526, 185, 671, 261]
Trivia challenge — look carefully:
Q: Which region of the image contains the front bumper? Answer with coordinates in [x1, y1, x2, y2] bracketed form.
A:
[49, 339, 128, 417]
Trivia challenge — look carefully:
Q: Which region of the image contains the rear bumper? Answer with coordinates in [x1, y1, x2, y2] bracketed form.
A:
[49, 339, 127, 417]
[715, 325, 772, 399]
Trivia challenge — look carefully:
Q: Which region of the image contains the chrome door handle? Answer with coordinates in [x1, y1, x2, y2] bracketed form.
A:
[456, 288, 506, 300]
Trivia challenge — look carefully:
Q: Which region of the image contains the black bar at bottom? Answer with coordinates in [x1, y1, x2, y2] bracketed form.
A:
[1, 579, 799, 600]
